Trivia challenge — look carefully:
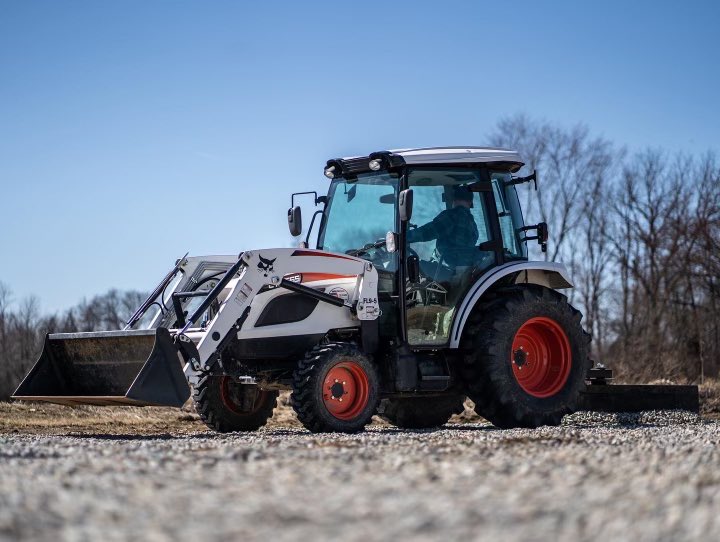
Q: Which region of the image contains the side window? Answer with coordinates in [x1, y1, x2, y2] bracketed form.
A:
[404, 168, 496, 346]
[405, 183, 445, 262]
[470, 198, 491, 246]
[491, 174, 524, 258]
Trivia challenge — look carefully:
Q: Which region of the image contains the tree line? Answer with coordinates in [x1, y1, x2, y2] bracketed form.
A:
[1, 114, 718, 399]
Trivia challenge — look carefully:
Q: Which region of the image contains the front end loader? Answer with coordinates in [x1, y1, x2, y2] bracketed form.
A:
[13, 147, 699, 432]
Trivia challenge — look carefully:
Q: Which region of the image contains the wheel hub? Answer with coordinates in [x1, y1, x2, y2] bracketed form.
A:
[330, 382, 345, 399]
[513, 348, 528, 368]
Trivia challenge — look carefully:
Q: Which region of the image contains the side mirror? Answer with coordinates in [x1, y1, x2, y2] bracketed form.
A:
[407, 254, 420, 283]
[288, 206, 302, 237]
[399, 189, 413, 222]
[537, 221, 548, 253]
[536, 222, 548, 243]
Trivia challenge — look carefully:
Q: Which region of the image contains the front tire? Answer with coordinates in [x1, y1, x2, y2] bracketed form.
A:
[292, 342, 379, 433]
[462, 286, 591, 428]
[193, 375, 278, 433]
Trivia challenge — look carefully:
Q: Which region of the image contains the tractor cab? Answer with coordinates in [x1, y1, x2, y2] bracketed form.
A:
[292, 148, 541, 346]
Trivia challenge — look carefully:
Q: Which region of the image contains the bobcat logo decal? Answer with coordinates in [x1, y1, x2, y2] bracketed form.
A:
[257, 255, 276, 276]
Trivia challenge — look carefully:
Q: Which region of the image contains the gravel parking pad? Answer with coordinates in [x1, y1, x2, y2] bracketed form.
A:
[1, 411, 718, 542]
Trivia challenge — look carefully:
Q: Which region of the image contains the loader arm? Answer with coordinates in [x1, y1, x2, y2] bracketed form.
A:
[13, 248, 379, 408]
[180, 248, 380, 383]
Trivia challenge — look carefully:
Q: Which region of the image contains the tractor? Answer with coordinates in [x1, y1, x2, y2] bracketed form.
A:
[13, 147, 698, 432]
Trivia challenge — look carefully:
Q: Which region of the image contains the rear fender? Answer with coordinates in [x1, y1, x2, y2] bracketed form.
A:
[449, 261, 573, 348]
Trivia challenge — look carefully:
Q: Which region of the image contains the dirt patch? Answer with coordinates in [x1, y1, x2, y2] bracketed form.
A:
[0, 401, 207, 436]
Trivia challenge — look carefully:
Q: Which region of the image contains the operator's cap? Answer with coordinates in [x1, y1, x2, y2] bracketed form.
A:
[453, 185, 473, 201]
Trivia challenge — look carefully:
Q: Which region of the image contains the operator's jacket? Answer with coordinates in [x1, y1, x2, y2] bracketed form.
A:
[407, 206, 479, 268]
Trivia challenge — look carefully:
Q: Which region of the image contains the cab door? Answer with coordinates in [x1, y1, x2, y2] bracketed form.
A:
[403, 168, 498, 346]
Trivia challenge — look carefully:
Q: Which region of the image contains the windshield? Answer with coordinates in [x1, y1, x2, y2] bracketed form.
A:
[318, 171, 399, 259]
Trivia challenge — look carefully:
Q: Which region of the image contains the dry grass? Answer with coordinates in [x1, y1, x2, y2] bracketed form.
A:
[0, 401, 207, 436]
[0, 392, 477, 436]
[700, 379, 720, 417]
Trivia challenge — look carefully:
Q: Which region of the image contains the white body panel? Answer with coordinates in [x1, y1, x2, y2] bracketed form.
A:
[238, 277, 358, 339]
[180, 248, 379, 379]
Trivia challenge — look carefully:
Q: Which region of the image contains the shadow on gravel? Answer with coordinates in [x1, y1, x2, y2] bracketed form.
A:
[443, 424, 500, 432]
[61, 432, 211, 441]
[56, 425, 501, 440]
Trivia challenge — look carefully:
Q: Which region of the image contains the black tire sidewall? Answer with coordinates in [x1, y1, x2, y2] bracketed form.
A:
[195, 376, 278, 432]
[293, 343, 380, 433]
[463, 286, 591, 428]
[488, 295, 587, 415]
[313, 351, 379, 432]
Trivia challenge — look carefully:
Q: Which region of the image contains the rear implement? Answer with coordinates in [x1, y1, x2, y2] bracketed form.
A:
[579, 367, 699, 413]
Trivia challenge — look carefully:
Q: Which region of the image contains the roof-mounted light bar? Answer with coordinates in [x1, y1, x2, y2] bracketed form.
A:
[323, 152, 406, 180]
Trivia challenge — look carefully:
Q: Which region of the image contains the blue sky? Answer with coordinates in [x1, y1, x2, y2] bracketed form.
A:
[1, 0, 719, 313]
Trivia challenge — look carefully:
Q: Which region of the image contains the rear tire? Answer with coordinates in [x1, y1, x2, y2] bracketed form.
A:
[461, 286, 591, 429]
[380, 395, 465, 429]
[193, 375, 278, 433]
[292, 342, 379, 433]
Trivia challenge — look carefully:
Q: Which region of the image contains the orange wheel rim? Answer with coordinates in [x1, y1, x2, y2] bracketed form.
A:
[511, 317, 572, 398]
[322, 361, 370, 420]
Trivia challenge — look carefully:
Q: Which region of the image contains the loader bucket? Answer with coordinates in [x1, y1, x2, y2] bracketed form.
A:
[12, 328, 191, 407]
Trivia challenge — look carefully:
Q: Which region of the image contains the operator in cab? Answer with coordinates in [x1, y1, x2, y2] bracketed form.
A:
[406, 185, 479, 270]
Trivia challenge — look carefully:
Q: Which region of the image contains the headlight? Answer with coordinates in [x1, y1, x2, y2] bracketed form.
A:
[324, 165, 336, 179]
[368, 159, 382, 171]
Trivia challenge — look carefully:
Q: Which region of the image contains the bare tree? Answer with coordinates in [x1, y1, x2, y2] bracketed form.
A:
[489, 115, 621, 352]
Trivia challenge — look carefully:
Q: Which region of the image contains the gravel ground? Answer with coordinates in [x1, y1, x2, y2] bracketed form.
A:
[1, 407, 719, 542]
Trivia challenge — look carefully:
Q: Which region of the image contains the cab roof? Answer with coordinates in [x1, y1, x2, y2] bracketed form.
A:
[386, 147, 523, 168]
[330, 147, 524, 177]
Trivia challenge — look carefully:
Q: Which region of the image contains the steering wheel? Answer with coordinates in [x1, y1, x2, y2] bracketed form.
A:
[365, 240, 394, 268]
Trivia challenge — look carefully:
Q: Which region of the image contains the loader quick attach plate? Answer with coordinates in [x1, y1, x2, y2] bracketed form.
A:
[12, 328, 191, 408]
